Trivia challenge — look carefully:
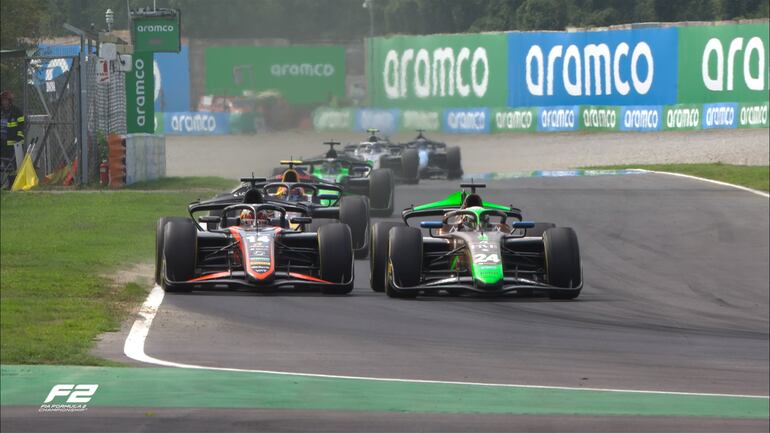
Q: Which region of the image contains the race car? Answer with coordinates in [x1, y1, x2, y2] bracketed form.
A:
[155, 186, 354, 294]
[203, 175, 370, 258]
[399, 130, 463, 180]
[342, 129, 420, 184]
[272, 145, 395, 217]
[369, 182, 582, 299]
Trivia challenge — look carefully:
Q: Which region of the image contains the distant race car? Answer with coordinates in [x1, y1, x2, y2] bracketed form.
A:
[271, 144, 395, 217]
[155, 183, 355, 294]
[399, 130, 463, 180]
[342, 129, 420, 184]
[369, 182, 582, 299]
[204, 175, 370, 258]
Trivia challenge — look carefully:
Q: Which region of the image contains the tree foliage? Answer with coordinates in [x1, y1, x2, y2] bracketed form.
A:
[0, 0, 767, 44]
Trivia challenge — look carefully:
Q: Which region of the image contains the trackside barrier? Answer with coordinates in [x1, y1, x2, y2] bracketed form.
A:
[124, 134, 166, 185]
[312, 103, 767, 134]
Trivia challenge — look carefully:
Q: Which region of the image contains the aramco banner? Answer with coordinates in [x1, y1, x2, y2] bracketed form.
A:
[678, 23, 769, 104]
[204, 45, 345, 105]
[368, 33, 508, 109]
[126, 51, 155, 134]
[507, 27, 679, 107]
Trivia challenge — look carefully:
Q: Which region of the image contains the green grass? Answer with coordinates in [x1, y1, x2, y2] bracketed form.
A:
[0, 190, 207, 365]
[584, 163, 769, 192]
[124, 176, 238, 191]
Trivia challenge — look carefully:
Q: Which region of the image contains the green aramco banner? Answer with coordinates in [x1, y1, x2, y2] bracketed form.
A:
[678, 23, 769, 103]
[126, 51, 155, 134]
[205, 45, 345, 105]
[368, 33, 508, 109]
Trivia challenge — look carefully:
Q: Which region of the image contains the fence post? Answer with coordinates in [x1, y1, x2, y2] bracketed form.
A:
[63, 23, 90, 185]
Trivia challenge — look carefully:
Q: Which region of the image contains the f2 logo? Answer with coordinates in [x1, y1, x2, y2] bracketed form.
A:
[44, 384, 99, 403]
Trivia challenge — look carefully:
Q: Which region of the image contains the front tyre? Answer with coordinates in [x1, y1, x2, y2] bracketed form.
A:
[162, 219, 197, 292]
[401, 149, 420, 184]
[368, 168, 394, 217]
[155, 216, 188, 285]
[370, 222, 400, 292]
[446, 146, 462, 179]
[543, 227, 582, 300]
[386, 226, 422, 298]
[318, 223, 354, 294]
[339, 195, 370, 259]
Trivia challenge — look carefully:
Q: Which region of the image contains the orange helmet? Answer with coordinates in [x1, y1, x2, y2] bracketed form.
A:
[239, 209, 255, 226]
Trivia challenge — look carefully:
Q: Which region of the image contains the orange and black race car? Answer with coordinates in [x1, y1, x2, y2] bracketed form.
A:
[203, 175, 370, 259]
[155, 189, 355, 294]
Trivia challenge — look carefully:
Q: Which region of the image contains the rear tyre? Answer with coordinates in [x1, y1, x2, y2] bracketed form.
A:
[401, 149, 420, 184]
[370, 222, 400, 292]
[543, 227, 582, 300]
[318, 223, 354, 294]
[155, 216, 189, 285]
[339, 195, 370, 259]
[272, 166, 284, 176]
[386, 226, 422, 298]
[447, 146, 462, 179]
[162, 219, 197, 292]
[368, 168, 394, 217]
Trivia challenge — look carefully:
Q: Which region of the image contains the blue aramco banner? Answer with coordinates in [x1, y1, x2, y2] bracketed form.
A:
[164, 112, 230, 135]
[619, 105, 663, 131]
[537, 106, 579, 131]
[702, 103, 739, 129]
[508, 28, 678, 107]
[443, 108, 490, 133]
[154, 45, 191, 112]
[355, 108, 400, 134]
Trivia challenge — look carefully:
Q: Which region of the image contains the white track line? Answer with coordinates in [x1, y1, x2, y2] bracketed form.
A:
[124, 286, 768, 399]
[633, 169, 769, 198]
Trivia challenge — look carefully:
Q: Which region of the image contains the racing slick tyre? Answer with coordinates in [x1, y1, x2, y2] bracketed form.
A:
[318, 223, 354, 295]
[527, 222, 556, 238]
[162, 219, 197, 292]
[272, 166, 285, 176]
[339, 195, 370, 259]
[447, 146, 463, 179]
[369, 168, 394, 217]
[370, 222, 401, 292]
[401, 149, 420, 184]
[385, 226, 422, 298]
[543, 227, 582, 300]
[155, 216, 189, 285]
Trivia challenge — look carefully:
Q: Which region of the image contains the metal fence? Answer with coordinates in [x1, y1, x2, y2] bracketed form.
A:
[20, 30, 127, 185]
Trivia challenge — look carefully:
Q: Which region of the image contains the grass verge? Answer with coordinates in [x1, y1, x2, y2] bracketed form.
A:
[584, 163, 769, 192]
[0, 189, 208, 365]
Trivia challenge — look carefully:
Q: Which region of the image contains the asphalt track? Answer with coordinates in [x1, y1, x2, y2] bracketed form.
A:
[3, 173, 769, 432]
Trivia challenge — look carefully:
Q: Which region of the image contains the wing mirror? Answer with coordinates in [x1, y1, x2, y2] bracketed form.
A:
[198, 216, 221, 223]
[290, 216, 312, 225]
[420, 221, 443, 229]
[511, 221, 535, 229]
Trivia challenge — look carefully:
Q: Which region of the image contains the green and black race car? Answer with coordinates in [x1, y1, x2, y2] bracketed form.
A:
[369, 182, 582, 299]
[271, 142, 395, 217]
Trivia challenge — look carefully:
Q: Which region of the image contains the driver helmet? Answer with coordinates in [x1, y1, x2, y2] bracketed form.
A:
[256, 210, 270, 225]
[288, 186, 306, 201]
[323, 161, 338, 172]
[461, 215, 476, 231]
[240, 209, 255, 227]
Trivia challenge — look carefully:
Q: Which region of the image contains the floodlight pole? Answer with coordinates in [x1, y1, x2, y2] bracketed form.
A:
[64, 23, 89, 185]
